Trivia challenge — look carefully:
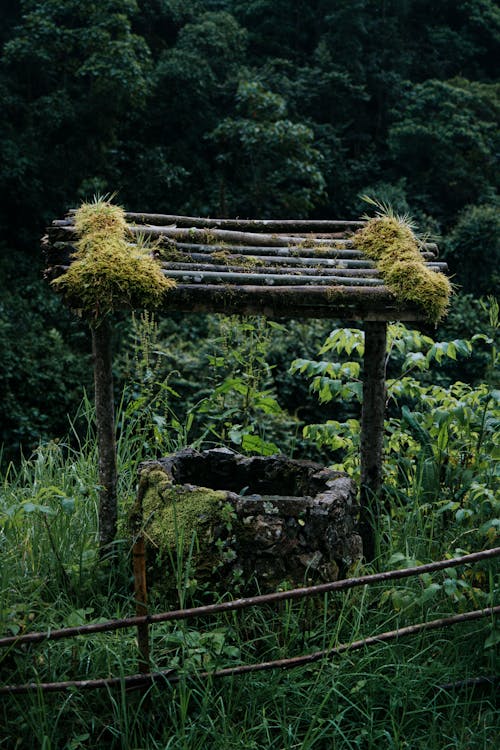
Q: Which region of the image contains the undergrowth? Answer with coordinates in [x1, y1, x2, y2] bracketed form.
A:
[0, 310, 498, 749]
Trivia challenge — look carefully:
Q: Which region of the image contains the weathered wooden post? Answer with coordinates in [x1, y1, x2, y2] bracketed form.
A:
[359, 321, 387, 561]
[47, 200, 174, 557]
[91, 318, 118, 554]
[132, 535, 150, 674]
[132, 471, 150, 675]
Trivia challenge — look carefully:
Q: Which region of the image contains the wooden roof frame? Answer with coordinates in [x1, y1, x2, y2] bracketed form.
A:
[44, 212, 449, 558]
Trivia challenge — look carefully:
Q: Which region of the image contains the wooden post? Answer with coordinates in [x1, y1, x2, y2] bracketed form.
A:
[91, 318, 118, 555]
[359, 321, 387, 561]
[133, 534, 150, 674]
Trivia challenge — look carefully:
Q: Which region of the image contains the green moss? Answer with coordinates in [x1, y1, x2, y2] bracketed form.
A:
[237, 255, 265, 269]
[201, 229, 217, 245]
[325, 287, 345, 301]
[140, 467, 227, 552]
[211, 249, 231, 263]
[159, 245, 194, 263]
[194, 250, 266, 270]
[52, 199, 175, 323]
[354, 216, 451, 322]
[313, 245, 339, 256]
[298, 238, 317, 248]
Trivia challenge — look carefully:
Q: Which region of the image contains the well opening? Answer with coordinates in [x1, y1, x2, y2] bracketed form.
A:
[158, 447, 340, 498]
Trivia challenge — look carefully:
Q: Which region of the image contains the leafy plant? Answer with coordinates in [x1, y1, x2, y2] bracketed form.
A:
[194, 316, 295, 455]
[292, 316, 499, 556]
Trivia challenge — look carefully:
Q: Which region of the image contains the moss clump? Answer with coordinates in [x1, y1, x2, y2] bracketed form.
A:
[52, 199, 175, 323]
[211, 249, 231, 264]
[314, 241, 348, 254]
[354, 216, 451, 322]
[159, 245, 194, 263]
[140, 468, 227, 552]
[234, 254, 265, 269]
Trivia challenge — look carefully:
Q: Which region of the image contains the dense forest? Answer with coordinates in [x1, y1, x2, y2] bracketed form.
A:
[0, 0, 498, 459]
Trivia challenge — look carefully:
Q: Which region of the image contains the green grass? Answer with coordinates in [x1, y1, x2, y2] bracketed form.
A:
[1, 392, 498, 750]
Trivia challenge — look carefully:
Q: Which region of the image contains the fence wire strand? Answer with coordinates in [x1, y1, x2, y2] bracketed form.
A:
[1, 546, 498, 649]
[1, 605, 498, 695]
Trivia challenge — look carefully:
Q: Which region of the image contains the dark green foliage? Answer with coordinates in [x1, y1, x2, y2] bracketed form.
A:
[0, 0, 498, 454]
[445, 204, 500, 296]
[0, 251, 92, 461]
[209, 79, 326, 216]
[387, 79, 499, 220]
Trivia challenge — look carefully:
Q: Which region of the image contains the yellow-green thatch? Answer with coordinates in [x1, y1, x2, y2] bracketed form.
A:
[354, 215, 451, 322]
[52, 199, 175, 323]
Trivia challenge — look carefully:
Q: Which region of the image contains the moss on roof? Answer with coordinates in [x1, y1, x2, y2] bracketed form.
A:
[354, 215, 451, 322]
[52, 199, 175, 324]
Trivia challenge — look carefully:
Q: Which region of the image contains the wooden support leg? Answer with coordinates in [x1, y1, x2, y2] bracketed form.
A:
[91, 318, 118, 555]
[359, 321, 387, 561]
[133, 534, 150, 675]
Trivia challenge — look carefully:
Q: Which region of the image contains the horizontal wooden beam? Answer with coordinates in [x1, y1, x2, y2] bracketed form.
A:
[159, 269, 386, 286]
[47, 224, 439, 256]
[66, 211, 366, 233]
[152, 284, 428, 321]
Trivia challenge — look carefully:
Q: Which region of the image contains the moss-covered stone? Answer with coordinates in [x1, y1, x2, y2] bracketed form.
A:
[52, 199, 175, 323]
[139, 466, 228, 552]
[134, 450, 362, 595]
[354, 216, 451, 322]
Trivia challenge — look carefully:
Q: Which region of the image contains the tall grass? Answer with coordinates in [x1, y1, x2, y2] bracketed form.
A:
[1, 315, 498, 749]
[1, 421, 497, 748]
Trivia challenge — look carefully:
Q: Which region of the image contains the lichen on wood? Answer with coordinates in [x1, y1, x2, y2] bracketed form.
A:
[354, 215, 451, 322]
[51, 198, 175, 323]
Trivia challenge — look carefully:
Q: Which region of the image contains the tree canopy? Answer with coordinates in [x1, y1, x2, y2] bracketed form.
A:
[0, 0, 498, 456]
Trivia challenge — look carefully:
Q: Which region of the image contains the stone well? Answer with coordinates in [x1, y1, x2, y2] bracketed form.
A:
[133, 448, 363, 592]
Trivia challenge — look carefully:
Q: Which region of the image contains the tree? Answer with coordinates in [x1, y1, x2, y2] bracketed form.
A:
[387, 78, 499, 220]
[445, 204, 500, 296]
[0, 0, 151, 237]
[209, 80, 326, 216]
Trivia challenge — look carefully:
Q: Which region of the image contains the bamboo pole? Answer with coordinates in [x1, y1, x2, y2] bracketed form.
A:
[43, 275, 425, 320]
[110, 213, 366, 232]
[161, 260, 447, 274]
[359, 321, 388, 560]
[160, 269, 386, 286]
[51, 224, 440, 254]
[2, 606, 497, 694]
[2, 547, 497, 650]
[154, 284, 420, 320]
[161, 263, 382, 275]
[47, 228, 439, 258]
[170, 247, 366, 264]
[92, 319, 118, 554]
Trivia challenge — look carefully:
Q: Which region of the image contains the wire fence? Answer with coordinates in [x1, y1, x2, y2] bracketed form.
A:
[1, 545, 498, 695]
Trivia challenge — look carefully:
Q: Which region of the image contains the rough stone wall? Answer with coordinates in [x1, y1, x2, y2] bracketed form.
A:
[134, 448, 362, 593]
